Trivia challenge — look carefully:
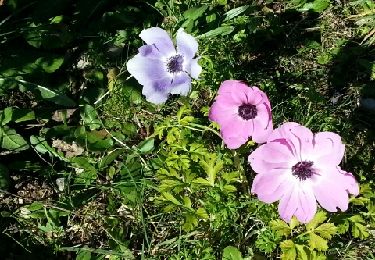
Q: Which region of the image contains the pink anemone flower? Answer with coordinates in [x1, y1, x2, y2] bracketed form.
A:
[209, 80, 273, 149]
[249, 122, 359, 223]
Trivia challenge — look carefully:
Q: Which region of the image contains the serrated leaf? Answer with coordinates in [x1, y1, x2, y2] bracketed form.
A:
[295, 244, 308, 260]
[309, 233, 328, 251]
[162, 192, 182, 206]
[306, 211, 327, 230]
[290, 216, 300, 230]
[192, 177, 211, 186]
[280, 240, 297, 260]
[315, 223, 337, 239]
[183, 196, 192, 209]
[0, 126, 29, 151]
[222, 246, 243, 260]
[196, 208, 209, 219]
[270, 219, 290, 237]
[223, 184, 237, 193]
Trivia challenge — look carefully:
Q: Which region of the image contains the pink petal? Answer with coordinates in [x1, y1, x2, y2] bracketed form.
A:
[312, 168, 351, 212]
[252, 104, 273, 143]
[336, 167, 360, 196]
[278, 184, 299, 222]
[221, 117, 249, 149]
[313, 132, 345, 168]
[245, 88, 263, 105]
[293, 185, 317, 223]
[252, 171, 291, 203]
[209, 102, 237, 126]
[218, 80, 248, 105]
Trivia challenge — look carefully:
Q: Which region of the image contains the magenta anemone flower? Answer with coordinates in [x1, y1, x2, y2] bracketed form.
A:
[126, 27, 202, 104]
[249, 122, 359, 223]
[209, 80, 273, 149]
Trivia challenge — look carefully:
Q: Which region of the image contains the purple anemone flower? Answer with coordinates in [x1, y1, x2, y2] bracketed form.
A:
[249, 122, 359, 223]
[209, 80, 273, 149]
[126, 27, 202, 104]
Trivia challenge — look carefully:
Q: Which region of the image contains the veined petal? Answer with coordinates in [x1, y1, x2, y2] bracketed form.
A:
[127, 55, 168, 86]
[221, 117, 248, 149]
[140, 27, 175, 56]
[176, 28, 198, 59]
[313, 132, 345, 167]
[278, 184, 299, 223]
[312, 167, 351, 212]
[293, 185, 317, 223]
[252, 171, 291, 203]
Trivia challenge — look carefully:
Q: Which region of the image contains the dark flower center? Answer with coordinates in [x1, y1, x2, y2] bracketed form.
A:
[166, 54, 184, 73]
[238, 104, 257, 120]
[292, 161, 315, 180]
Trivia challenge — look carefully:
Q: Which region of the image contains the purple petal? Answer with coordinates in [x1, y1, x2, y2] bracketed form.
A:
[189, 58, 202, 79]
[140, 27, 175, 56]
[176, 28, 198, 59]
[126, 55, 168, 86]
[138, 45, 163, 59]
[170, 73, 191, 96]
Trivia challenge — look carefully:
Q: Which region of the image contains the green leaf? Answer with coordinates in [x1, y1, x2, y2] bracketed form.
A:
[18, 80, 75, 106]
[309, 233, 328, 251]
[197, 26, 234, 39]
[270, 219, 290, 237]
[138, 138, 155, 154]
[349, 215, 369, 239]
[223, 184, 237, 193]
[0, 107, 13, 125]
[315, 223, 337, 239]
[306, 211, 327, 230]
[192, 177, 211, 186]
[0, 126, 29, 151]
[183, 5, 208, 21]
[30, 135, 65, 160]
[76, 249, 91, 260]
[162, 192, 182, 206]
[222, 246, 243, 260]
[280, 240, 297, 260]
[196, 208, 209, 219]
[98, 148, 125, 169]
[290, 217, 300, 230]
[295, 244, 308, 260]
[223, 5, 249, 22]
[0, 164, 10, 190]
[81, 105, 102, 130]
[299, 0, 330, 12]
[200, 155, 223, 186]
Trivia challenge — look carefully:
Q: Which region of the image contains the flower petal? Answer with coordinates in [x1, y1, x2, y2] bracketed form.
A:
[221, 117, 248, 149]
[138, 45, 163, 59]
[127, 55, 168, 86]
[313, 132, 345, 168]
[293, 185, 317, 223]
[189, 58, 202, 79]
[252, 171, 291, 203]
[140, 27, 175, 56]
[170, 73, 191, 96]
[312, 168, 351, 212]
[252, 104, 273, 143]
[176, 28, 198, 59]
[218, 80, 249, 105]
[278, 184, 299, 223]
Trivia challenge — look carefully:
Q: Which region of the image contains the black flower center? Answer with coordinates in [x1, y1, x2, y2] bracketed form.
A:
[166, 54, 184, 73]
[292, 161, 315, 180]
[238, 104, 257, 120]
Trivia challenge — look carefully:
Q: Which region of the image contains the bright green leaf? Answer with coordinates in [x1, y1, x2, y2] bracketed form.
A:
[222, 246, 243, 260]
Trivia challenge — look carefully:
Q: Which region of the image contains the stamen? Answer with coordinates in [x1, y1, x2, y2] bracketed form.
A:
[238, 104, 257, 120]
[166, 54, 184, 73]
[292, 161, 315, 180]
